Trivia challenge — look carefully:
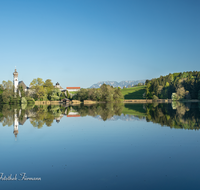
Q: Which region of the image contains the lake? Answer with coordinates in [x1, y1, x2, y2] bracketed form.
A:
[0, 102, 200, 190]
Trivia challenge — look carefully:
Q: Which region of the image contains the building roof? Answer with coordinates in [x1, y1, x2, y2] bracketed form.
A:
[55, 82, 63, 90]
[18, 81, 28, 90]
[66, 87, 80, 89]
[19, 116, 27, 125]
[67, 115, 80, 117]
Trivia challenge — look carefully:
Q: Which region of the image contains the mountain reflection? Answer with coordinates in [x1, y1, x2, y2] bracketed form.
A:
[0, 102, 200, 136]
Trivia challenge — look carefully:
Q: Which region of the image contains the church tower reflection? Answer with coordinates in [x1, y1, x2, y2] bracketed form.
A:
[13, 109, 19, 141]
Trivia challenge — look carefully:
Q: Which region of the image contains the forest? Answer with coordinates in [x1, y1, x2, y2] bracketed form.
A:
[145, 71, 200, 100]
[72, 84, 124, 102]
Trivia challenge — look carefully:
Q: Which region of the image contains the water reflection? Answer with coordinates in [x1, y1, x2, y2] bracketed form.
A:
[0, 102, 200, 135]
[146, 102, 200, 130]
[73, 103, 124, 121]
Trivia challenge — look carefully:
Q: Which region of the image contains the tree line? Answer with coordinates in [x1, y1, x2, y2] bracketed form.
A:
[72, 84, 124, 102]
[145, 71, 200, 100]
[0, 78, 69, 104]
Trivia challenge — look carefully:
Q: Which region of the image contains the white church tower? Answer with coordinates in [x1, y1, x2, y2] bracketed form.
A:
[13, 69, 18, 93]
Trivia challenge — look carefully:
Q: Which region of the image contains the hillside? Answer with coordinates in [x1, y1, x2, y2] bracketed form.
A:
[90, 80, 145, 89]
[121, 86, 146, 99]
[146, 71, 200, 100]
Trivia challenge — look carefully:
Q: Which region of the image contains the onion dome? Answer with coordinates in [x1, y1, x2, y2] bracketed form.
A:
[13, 130, 18, 137]
[13, 69, 18, 77]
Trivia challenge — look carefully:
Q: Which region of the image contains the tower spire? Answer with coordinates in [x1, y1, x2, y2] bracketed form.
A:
[13, 68, 18, 94]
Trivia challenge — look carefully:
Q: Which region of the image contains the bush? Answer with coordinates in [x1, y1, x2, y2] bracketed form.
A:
[26, 97, 35, 104]
[152, 95, 158, 100]
[21, 97, 27, 104]
[171, 93, 178, 101]
[51, 96, 60, 101]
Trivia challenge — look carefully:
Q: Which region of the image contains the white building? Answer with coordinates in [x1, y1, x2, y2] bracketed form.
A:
[66, 87, 80, 92]
[55, 82, 64, 91]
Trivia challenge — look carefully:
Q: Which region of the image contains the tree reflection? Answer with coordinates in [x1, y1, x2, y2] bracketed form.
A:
[30, 105, 63, 128]
[0, 102, 200, 130]
[146, 102, 200, 130]
[0, 105, 14, 127]
[74, 103, 124, 121]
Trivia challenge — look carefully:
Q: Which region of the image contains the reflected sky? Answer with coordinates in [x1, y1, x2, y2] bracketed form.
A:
[0, 103, 200, 189]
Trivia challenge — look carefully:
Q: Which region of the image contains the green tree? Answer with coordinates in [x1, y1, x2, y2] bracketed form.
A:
[37, 86, 46, 100]
[30, 78, 45, 100]
[176, 87, 186, 100]
[43, 79, 54, 98]
[21, 97, 27, 104]
[165, 82, 169, 87]
[153, 95, 158, 100]
[18, 85, 25, 97]
[1, 80, 14, 103]
[50, 88, 61, 101]
[171, 93, 178, 101]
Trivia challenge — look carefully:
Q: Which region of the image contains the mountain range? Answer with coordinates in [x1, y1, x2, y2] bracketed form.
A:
[90, 80, 146, 88]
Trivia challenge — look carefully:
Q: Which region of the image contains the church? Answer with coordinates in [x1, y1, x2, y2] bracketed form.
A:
[13, 69, 29, 93]
[13, 69, 65, 94]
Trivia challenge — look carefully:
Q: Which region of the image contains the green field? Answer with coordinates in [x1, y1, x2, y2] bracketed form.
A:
[70, 91, 78, 95]
[121, 86, 146, 99]
[122, 104, 146, 117]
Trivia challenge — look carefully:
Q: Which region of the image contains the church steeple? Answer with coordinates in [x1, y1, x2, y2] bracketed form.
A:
[13, 68, 18, 93]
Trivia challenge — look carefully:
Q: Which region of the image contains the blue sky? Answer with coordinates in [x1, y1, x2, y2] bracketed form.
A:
[0, 0, 199, 88]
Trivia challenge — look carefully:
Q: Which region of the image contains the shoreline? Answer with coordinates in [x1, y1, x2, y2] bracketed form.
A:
[1, 99, 199, 106]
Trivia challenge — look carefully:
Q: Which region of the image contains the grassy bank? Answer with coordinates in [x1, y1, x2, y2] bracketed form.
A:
[122, 104, 146, 117]
[121, 86, 146, 99]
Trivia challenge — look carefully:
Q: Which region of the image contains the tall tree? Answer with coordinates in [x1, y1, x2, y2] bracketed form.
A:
[1, 80, 14, 103]
[43, 79, 54, 100]
[30, 78, 45, 100]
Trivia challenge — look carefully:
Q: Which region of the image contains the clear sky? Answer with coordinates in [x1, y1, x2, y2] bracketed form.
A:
[0, 0, 199, 88]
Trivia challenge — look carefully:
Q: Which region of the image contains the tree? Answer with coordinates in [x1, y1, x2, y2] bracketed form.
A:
[43, 79, 54, 92]
[171, 93, 178, 101]
[37, 86, 46, 100]
[30, 78, 44, 87]
[165, 82, 169, 87]
[50, 88, 62, 101]
[67, 91, 70, 99]
[18, 85, 25, 97]
[113, 87, 124, 100]
[153, 95, 158, 100]
[1, 80, 14, 103]
[21, 97, 27, 104]
[30, 78, 45, 100]
[43, 79, 54, 100]
[176, 87, 186, 100]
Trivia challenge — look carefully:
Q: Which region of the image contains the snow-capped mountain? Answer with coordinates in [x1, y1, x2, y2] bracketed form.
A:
[90, 80, 146, 88]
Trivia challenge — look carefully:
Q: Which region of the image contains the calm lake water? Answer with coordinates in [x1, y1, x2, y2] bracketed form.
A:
[0, 102, 200, 190]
